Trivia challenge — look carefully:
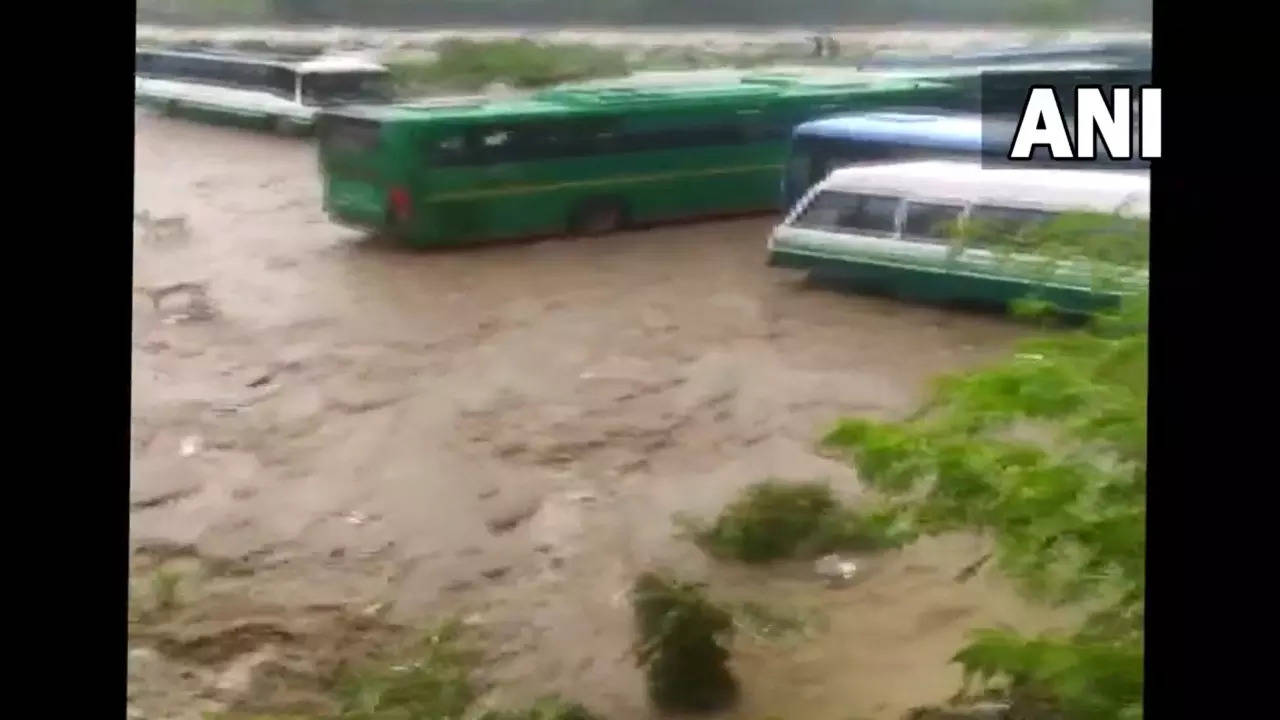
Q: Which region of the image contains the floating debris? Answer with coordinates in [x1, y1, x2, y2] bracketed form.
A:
[179, 435, 203, 457]
[813, 553, 858, 586]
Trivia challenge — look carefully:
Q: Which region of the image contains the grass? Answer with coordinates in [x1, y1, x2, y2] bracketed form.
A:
[333, 621, 477, 720]
[692, 480, 913, 563]
[150, 568, 184, 613]
[387, 39, 630, 93]
[203, 620, 604, 720]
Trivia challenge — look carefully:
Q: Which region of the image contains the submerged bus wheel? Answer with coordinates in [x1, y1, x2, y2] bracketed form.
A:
[571, 198, 628, 237]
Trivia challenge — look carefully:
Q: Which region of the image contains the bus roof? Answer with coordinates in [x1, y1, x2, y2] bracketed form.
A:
[136, 47, 386, 74]
[795, 113, 990, 149]
[819, 160, 1150, 216]
[329, 78, 948, 124]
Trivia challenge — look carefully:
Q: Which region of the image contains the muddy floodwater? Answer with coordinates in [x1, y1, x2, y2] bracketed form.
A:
[130, 112, 1076, 720]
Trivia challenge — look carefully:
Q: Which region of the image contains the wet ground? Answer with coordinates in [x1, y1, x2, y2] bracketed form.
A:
[130, 112, 1076, 720]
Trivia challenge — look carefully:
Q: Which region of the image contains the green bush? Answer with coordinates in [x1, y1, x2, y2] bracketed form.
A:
[388, 39, 630, 92]
[823, 288, 1149, 720]
[630, 572, 738, 712]
[696, 480, 910, 562]
[334, 621, 477, 720]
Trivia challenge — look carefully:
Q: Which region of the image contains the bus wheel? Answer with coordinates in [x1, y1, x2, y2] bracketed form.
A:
[572, 198, 627, 237]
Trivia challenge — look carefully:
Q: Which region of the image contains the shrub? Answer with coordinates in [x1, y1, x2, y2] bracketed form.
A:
[630, 572, 738, 712]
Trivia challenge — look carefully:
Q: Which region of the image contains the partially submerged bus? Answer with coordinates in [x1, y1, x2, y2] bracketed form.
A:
[135, 48, 393, 134]
[768, 160, 1149, 313]
[862, 40, 1151, 71]
[782, 112, 1150, 209]
[317, 78, 963, 247]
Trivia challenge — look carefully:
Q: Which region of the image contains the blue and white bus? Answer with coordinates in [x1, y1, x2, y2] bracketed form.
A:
[782, 111, 1148, 210]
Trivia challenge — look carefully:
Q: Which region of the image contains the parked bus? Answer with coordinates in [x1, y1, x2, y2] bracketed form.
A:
[767, 160, 1149, 313]
[135, 48, 393, 134]
[862, 39, 1150, 71]
[782, 112, 1150, 210]
[316, 78, 962, 247]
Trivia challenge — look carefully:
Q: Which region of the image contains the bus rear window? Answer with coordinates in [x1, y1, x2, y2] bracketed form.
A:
[320, 117, 382, 154]
[793, 191, 900, 236]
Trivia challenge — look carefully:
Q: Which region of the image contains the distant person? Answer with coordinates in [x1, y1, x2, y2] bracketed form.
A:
[811, 34, 825, 58]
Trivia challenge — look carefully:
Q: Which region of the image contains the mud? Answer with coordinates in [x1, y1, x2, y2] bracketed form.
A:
[131, 112, 1073, 719]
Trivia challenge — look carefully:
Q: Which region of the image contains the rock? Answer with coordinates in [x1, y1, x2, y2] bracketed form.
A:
[480, 565, 511, 580]
[484, 496, 542, 534]
[814, 553, 857, 585]
[212, 646, 282, 704]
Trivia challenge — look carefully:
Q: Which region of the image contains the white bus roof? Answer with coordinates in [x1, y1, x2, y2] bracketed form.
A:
[818, 161, 1150, 217]
[136, 47, 386, 75]
[294, 56, 387, 74]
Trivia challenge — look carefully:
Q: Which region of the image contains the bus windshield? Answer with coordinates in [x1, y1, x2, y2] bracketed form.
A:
[302, 72, 394, 106]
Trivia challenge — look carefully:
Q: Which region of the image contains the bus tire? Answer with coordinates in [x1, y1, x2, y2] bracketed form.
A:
[571, 198, 628, 237]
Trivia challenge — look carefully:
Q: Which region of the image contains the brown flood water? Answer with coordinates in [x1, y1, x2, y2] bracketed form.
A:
[130, 111, 1075, 720]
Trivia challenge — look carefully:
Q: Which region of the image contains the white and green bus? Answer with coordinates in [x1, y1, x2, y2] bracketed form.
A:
[768, 160, 1150, 313]
[135, 48, 393, 134]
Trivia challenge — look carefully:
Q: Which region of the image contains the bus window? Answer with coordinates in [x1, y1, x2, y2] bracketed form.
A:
[834, 194, 900, 236]
[301, 72, 394, 106]
[966, 205, 1058, 247]
[903, 202, 965, 242]
[792, 191, 851, 230]
[969, 206, 1056, 232]
[793, 192, 900, 236]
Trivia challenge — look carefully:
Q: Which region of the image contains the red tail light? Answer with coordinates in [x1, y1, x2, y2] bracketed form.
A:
[388, 186, 412, 223]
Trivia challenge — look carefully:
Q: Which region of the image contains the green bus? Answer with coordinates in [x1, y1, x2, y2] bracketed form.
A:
[317, 78, 960, 247]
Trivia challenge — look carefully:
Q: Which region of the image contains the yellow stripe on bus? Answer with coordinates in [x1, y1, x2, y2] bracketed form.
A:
[425, 163, 784, 203]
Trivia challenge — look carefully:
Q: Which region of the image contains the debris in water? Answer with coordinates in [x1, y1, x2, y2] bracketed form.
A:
[954, 553, 993, 583]
[179, 435, 203, 457]
[814, 553, 858, 585]
[246, 373, 274, 388]
[341, 511, 371, 526]
[566, 490, 596, 503]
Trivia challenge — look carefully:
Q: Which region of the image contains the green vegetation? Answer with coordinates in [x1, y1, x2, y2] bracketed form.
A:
[693, 480, 911, 563]
[150, 567, 184, 613]
[630, 572, 738, 712]
[334, 621, 477, 720]
[387, 40, 629, 92]
[822, 289, 1148, 719]
[950, 213, 1151, 269]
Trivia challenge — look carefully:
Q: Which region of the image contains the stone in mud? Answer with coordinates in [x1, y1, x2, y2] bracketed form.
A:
[484, 495, 543, 534]
[213, 645, 283, 702]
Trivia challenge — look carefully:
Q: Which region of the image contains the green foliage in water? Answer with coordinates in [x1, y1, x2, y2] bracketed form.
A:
[630, 572, 738, 712]
[695, 480, 912, 563]
[388, 39, 630, 92]
[822, 290, 1148, 719]
[335, 621, 477, 720]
